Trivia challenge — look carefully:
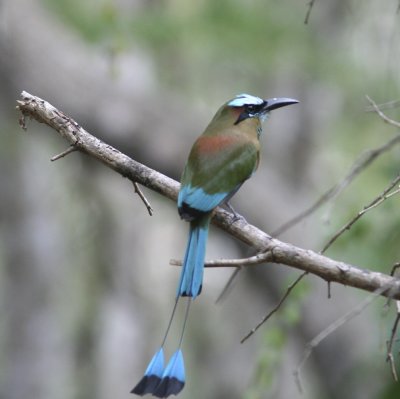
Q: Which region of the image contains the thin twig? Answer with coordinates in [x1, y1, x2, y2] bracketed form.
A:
[132, 181, 153, 216]
[51, 145, 78, 161]
[327, 281, 331, 299]
[215, 267, 242, 304]
[391, 264, 400, 277]
[365, 99, 400, 113]
[241, 272, 308, 344]
[293, 284, 390, 393]
[321, 174, 400, 254]
[386, 262, 400, 381]
[366, 95, 400, 128]
[385, 263, 400, 309]
[272, 187, 336, 237]
[170, 251, 272, 268]
[386, 311, 400, 382]
[304, 0, 316, 24]
[172, 252, 269, 303]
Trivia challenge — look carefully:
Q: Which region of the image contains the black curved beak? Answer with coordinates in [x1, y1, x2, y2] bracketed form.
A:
[263, 97, 299, 111]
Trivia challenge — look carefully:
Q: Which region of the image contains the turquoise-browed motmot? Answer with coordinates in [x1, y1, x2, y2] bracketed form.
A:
[132, 94, 298, 397]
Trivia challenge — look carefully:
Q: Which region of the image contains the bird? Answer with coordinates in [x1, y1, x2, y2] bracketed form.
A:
[131, 93, 298, 397]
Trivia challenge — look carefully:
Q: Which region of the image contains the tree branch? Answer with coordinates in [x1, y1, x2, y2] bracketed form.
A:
[272, 130, 400, 237]
[241, 271, 308, 343]
[16, 91, 400, 300]
[321, 174, 400, 253]
[366, 95, 400, 128]
[294, 283, 390, 393]
[304, 0, 316, 24]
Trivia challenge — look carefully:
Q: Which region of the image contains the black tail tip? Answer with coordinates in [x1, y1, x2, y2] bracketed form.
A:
[131, 375, 162, 396]
[131, 376, 185, 398]
[152, 377, 185, 398]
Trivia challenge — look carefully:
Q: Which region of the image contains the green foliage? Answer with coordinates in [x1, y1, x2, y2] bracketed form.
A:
[43, 0, 313, 91]
[244, 325, 287, 399]
[244, 274, 307, 398]
[43, 0, 119, 42]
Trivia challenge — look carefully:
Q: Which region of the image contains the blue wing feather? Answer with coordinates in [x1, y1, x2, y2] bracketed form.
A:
[178, 185, 230, 213]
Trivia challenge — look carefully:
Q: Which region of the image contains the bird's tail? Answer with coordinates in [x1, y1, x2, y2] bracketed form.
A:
[131, 300, 191, 398]
[177, 216, 210, 298]
[132, 217, 209, 397]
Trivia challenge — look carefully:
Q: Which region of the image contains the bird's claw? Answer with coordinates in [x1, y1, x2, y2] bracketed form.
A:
[225, 201, 246, 224]
[230, 212, 246, 225]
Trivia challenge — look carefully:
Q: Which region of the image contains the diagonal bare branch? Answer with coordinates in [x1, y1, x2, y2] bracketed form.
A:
[321, 174, 400, 253]
[132, 181, 154, 216]
[366, 95, 400, 128]
[294, 284, 390, 393]
[16, 91, 400, 301]
[241, 272, 308, 343]
[304, 0, 317, 24]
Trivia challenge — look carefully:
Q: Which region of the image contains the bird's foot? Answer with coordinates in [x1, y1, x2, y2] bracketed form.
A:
[225, 202, 247, 224]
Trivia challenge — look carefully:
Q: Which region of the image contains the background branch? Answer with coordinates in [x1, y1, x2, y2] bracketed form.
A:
[293, 284, 390, 393]
[321, 174, 400, 253]
[272, 95, 400, 237]
[16, 91, 400, 300]
[241, 271, 308, 343]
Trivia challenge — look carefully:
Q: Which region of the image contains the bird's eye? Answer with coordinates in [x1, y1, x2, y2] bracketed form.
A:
[246, 105, 257, 114]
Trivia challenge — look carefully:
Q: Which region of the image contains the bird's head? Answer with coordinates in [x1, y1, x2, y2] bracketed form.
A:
[226, 93, 298, 125]
[204, 93, 298, 136]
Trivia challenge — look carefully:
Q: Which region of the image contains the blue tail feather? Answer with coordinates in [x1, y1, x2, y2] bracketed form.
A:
[153, 350, 185, 398]
[133, 210, 211, 397]
[177, 219, 210, 298]
[131, 348, 165, 395]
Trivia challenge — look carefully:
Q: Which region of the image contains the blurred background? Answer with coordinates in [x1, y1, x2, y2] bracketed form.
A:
[1, 1, 400, 398]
